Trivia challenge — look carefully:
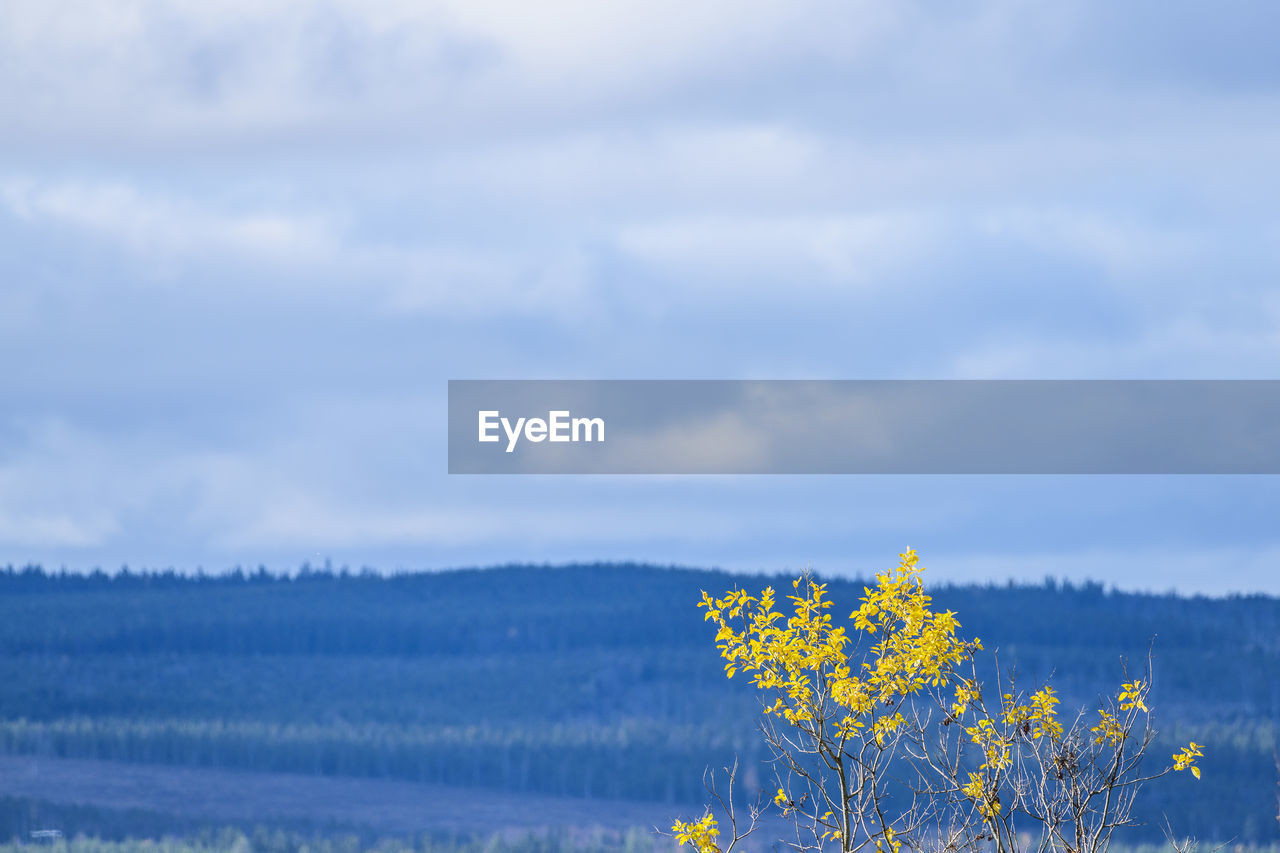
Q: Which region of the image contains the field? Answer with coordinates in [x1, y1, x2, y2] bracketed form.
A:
[0, 754, 678, 837]
[0, 563, 1277, 846]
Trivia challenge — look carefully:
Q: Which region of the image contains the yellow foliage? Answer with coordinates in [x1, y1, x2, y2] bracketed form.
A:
[1028, 686, 1063, 740]
[1091, 709, 1126, 746]
[1173, 741, 1204, 779]
[950, 680, 980, 718]
[966, 717, 1012, 771]
[672, 813, 720, 853]
[961, 772, 1002, 820]
[699, 549, 976, 734]
[999, 686, 1063, 742]
[689, 548, 1205, 848]
[875, 827, 902, 853]
[1118, 680, 1149, 713]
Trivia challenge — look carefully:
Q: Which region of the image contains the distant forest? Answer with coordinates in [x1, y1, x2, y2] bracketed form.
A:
[0, 562, 1277, 843]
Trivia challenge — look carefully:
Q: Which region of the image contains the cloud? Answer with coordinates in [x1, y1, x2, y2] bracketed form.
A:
[0, 512, 117, 549]
[4, 400, 1279, 596]
[3, 0, 1275, 155]
[0, 176, 600, 317]
[0, 0, 890, 147]
[614, 212, 929, 289]
[948, 313, 1280, 379]
[0, 418, 125, 549]
[2, 0, 1280, 589]
[1, 179, 333, 263]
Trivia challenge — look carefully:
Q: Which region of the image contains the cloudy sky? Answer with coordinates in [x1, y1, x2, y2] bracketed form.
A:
[2, 1, 1279, 592]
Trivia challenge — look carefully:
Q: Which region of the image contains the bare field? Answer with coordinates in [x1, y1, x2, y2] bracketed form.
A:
[0, 755, 684, 836]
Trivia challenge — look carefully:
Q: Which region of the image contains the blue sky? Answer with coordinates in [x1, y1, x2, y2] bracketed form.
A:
[2, 1, 1279, 592]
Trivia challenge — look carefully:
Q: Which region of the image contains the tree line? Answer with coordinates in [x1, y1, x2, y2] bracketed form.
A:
[0, 562, 1275, 841]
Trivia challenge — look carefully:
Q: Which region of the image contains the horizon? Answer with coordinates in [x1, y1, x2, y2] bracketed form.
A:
[2, 4, 1276, 845]
[1, 556, 1269, 601]
[4, 2, 1280, 597]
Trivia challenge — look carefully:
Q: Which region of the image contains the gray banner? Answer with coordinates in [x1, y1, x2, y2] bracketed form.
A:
[447, 380, 1280, 474]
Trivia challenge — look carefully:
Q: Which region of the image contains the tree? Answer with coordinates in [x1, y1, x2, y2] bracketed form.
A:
[672, 550, 1203, 853]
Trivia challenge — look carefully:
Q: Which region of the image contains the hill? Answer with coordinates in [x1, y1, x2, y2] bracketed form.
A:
[0, 562, 1276, 843]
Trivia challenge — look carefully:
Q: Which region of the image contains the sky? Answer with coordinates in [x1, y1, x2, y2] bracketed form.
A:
[2, 1, 1279, 593]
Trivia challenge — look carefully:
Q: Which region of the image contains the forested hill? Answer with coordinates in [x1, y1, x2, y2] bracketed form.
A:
[0, 562, 1277, 842]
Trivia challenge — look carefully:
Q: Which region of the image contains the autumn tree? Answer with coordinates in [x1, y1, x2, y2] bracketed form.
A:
[672, 550, 1203, 853]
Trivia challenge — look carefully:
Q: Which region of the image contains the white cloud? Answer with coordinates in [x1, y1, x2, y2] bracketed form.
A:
[1, 179, 334, 263]
[0, 418, 124, 549]
[219, 500, 756, 551]
[8, 0, 1274, 155]
[615, 211, 929, 288]
[0, 176, 600, 317]
[0, 512, 117, 549]
[947, 317, 1280, 379]
[975, 207, 1206, 278]
[0, 0, 899, 146]
[3, 0, 1280, 584]
[417, 124, 831, 213]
